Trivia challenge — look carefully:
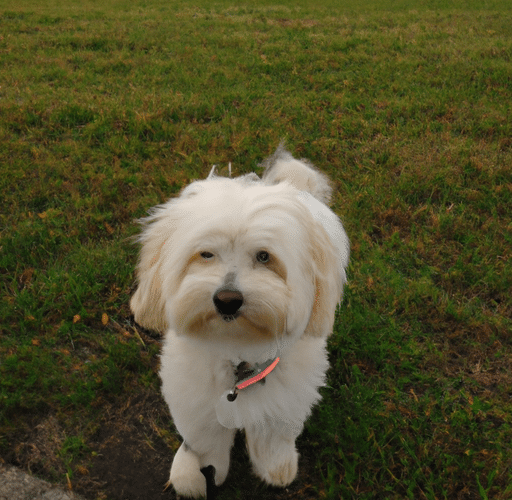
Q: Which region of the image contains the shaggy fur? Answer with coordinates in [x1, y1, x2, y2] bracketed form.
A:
[130, 146, 350, 497]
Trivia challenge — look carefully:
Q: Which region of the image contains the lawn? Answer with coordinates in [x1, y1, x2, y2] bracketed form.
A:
[1, 0, 511, 498]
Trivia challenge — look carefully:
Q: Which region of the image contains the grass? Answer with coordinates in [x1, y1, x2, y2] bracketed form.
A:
[1, 0, 511, 498]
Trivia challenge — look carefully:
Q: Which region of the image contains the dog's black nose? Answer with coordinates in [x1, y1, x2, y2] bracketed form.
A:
[214, 289, 244, 318]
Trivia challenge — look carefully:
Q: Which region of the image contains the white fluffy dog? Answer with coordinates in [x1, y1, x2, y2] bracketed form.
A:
[130, 145, 350, 498]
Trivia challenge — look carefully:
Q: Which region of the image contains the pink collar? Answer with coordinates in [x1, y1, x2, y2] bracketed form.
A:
[227, 354, 281, 402]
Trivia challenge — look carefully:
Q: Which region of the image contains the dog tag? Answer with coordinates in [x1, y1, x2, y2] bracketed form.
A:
[215, 390, 244, 429]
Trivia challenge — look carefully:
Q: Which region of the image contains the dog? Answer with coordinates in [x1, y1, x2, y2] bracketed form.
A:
[130, 145, 350, 497]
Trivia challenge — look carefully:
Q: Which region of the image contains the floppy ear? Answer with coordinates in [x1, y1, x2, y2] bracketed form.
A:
[304, 221, 345, 338]
[130, 208, 177, 333]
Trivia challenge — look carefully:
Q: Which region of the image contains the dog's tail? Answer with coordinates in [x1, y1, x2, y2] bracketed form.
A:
[261, 143, 333, 205]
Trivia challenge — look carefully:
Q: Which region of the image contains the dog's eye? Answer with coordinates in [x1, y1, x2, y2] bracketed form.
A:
[200, 251, 214, 260]
[256, 251, 270, 264]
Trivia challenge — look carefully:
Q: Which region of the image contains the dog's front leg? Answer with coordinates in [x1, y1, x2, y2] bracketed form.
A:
[197, 424, 236, 487]
[245, 421, 302, 487]
[168, 425, 235, 498]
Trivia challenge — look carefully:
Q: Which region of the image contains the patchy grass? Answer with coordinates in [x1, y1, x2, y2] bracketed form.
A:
[1, 0, 511, 499]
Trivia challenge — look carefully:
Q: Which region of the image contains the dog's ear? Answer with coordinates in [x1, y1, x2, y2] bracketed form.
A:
[130, 209, 176, 333]
[304, 221, 346, 338]
[262, 143, 333, 205]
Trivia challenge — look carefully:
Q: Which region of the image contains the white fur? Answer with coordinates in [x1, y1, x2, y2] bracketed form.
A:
[131, 146, 349, 498]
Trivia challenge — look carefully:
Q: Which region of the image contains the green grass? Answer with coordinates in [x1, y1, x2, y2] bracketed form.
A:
[1, 0, 511, 498]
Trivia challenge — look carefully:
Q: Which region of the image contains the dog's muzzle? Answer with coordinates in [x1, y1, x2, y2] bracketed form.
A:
[213, 287, 243, 320]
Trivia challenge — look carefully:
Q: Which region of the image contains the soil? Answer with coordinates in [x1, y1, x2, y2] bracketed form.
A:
[4, 388, 321, 500]
[83, 391, 176, 500]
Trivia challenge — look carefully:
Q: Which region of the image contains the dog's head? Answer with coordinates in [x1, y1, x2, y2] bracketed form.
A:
[130, 173, 348, 345]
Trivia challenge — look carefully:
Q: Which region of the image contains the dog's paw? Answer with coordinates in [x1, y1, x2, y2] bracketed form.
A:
[167, 443, 207, 498]
[248, 439, 299, 487]
[261, 448, 298, 487]
[270, 455, 298, 487]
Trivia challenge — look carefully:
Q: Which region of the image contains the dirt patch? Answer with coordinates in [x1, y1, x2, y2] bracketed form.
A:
[4, 380, 321, 500]
[81, 391, 177, 500]
[81, 391, 321, 500]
